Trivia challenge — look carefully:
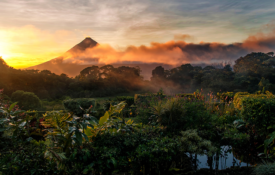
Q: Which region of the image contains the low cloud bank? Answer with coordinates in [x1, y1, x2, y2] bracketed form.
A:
[61, 30, 275, 66]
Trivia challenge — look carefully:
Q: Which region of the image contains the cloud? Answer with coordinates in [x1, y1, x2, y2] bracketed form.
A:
[60, 29, 275, 67]
[242, 29, 275, 50]
[174, 34, 194, 41]
[1, 0, 275, 48]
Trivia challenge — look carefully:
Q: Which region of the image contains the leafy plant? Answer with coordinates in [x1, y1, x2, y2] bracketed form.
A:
[63, 98, 96, 117]
[11, 90, 42, 110]
[0, 102, 27, 139]
[42, 108, 97, 171]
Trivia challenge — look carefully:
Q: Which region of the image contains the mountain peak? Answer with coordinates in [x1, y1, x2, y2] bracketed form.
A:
[67, 37, 98, 53]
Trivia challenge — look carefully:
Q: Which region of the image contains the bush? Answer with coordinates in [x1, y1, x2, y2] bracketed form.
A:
[233, 92, 251, 110]
[153, 97, 212, 133]
[134, 93, 166, 104]
[233, 92, 275, 136]
[11, 90, 42, 110]
[91, 127, 216, 174]
[115, 96, 135, 107]
[216, 92, 234, 102]
[63, 98, 96, 116]
[0, 139, 58, 175]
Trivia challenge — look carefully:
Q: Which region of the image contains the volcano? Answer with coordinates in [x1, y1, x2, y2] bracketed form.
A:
[26, 37, 101, 75]
[26, 37, 173, 79]
[29, 37, 98, 64]
[67, 37, 98, 53]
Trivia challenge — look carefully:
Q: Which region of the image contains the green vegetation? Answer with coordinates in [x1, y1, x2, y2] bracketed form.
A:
[1, 88, 271, 175]
[1, 52, 275, 102]
[2, 52, 275, 174]
[11, 90, 42, 110]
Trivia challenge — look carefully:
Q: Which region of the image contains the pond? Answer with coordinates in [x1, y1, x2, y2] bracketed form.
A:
[195, 146, 251, 170]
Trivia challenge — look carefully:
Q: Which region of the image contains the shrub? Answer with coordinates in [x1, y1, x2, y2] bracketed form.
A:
[11, 90, 42, 110]
[233, 92, 251, 110]
[115, 96, 135, 107]
[152, 97, 212, 132]
[0, 139, 58, 175]
[216, 92, 234, 102]
[233, 92, 275, 136]
[63, 98, 96, 116]
[134, 93, 166, 104]
[91, 126, 216, 174]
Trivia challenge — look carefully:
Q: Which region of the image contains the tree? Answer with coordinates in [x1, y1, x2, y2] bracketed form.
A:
[258, 77, 271, 91]
[11, 90, 42, 110]
[267, 52, 274, 57]
[0, 57, 9, 69]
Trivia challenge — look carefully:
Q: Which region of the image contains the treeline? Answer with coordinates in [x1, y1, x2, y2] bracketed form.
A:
[1, 51, 275, 99]
[0, 59, 143, 99]
[151, 52, 275, 94]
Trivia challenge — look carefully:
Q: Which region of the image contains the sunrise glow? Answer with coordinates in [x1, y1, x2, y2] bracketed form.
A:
[0, 1, 274, 69]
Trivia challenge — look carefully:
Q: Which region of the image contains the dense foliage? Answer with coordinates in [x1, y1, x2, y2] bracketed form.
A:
[1, 52, 275, 101]
[2, 51, 275, 174]
[0, 59, 144, 100]
[11, 90, 42, 110]
[151, 52, 275, 94]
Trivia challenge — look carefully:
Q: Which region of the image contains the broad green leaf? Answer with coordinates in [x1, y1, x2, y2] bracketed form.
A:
[264, 131, 275, 150]
[69, 126, 77, 134]
[111, 157, 117, 167]
[88, 116, 98, 124]
[8, 102, 18, 112]
[109, 102, 126, 115]
[0, 118, 9, 123]
[99, 112, 109, 125]
[84, 126, 94, 138]
[75, 130, 83, 145]
[19, 121, 27, 127]
[82, 132, 89, 141]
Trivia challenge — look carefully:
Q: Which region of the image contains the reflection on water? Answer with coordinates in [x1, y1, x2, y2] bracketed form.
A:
[196, 146, 251, 170]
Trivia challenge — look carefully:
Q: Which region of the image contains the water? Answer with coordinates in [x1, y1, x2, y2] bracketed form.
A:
[195, 146, 250, 170]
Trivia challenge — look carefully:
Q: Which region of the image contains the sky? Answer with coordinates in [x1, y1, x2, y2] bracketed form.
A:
[1, 0, 275, 68]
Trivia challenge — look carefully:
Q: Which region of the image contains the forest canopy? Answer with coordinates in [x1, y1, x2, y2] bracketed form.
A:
[0, 51, 275, 99]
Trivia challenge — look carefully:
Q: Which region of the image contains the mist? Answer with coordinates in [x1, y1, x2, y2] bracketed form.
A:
[62, 30, 275, 66]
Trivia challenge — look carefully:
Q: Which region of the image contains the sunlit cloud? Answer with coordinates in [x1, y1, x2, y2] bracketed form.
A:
[59, 29, 275, 67]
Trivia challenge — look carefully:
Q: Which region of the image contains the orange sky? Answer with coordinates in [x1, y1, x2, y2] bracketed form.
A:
[0, 25, 77, 68]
